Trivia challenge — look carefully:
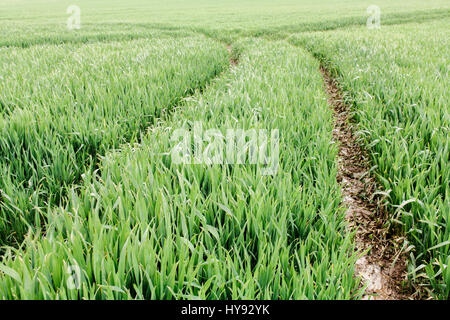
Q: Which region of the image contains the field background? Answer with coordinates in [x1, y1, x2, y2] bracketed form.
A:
[0, 0, 448, 300]
[2, 0, 449, 25]
[1, 0, 449, 45]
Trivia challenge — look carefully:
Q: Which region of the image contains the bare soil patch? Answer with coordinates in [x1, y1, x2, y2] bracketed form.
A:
[320, 66, 411, 300]
[227, 45, 238, 66]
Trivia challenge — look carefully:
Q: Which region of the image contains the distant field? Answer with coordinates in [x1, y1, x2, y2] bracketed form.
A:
[0, 0, 448, 300]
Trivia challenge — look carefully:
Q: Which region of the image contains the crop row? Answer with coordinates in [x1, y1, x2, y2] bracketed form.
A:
[0, 35, 229, 246]
[0, 40, 361, 299]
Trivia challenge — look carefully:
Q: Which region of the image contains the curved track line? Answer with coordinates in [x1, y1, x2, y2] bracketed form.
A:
[320, 66, 410, 300]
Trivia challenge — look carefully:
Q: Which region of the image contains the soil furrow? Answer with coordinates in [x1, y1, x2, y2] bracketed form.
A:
[319, 66, 410, 300]
[226, 45, 238, 66]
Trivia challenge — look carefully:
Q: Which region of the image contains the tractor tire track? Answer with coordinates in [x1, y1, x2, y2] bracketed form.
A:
[319, 66, 410, 300]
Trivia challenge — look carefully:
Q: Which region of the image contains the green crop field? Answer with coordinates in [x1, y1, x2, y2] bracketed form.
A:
[0, 0, 448, 300]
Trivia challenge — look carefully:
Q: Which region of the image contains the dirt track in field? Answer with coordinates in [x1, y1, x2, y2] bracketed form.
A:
[227, 45, 238, 66]
[319, 66, 410, 300]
